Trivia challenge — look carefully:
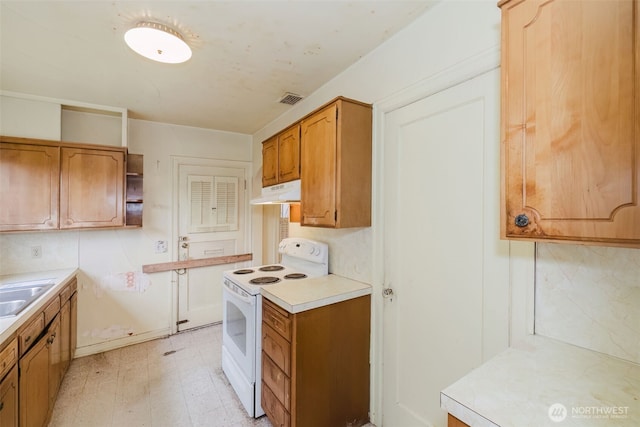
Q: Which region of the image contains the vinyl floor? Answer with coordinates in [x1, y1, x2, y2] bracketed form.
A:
[48, 323, 272, 427]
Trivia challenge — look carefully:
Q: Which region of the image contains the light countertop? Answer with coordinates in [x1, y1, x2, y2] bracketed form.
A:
[0, 268, 78, 343]
[441, 335, 640, 427]
[261, 274, 371, 313]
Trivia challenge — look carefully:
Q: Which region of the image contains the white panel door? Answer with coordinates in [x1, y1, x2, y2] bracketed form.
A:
[177, 163, 248, 332]
[382, 69, 510, 426]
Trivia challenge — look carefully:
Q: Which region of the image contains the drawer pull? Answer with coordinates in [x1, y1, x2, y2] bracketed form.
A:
[0, 401, 4, 411]
[24, 336, 31, 344]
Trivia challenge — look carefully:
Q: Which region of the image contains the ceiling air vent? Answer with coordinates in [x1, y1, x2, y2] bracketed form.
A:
[279, 92, 303, 105]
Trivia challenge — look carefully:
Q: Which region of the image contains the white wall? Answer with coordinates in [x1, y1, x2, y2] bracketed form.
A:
[0, 94, 61, 139]
[252, 1, 504, 282]
[0, 103, 253, 355]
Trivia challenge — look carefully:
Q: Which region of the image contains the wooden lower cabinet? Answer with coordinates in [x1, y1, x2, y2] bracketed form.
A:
[261, 295, 371, 427]
[59, 298, 71, 376]
[70, 291, 78, 360]
[19, 318, 53, 427]
[448, 414, 471, 427]
[0, 366, 18, 427]
[15, 277, 77, 427]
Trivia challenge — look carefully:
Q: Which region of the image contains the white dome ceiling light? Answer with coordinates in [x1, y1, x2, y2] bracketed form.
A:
[124, 22, 192, 64]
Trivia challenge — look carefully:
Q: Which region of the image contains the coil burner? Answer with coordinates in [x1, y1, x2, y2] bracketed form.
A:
[259, 265, 285, 272]
[249, 276, 281, 285]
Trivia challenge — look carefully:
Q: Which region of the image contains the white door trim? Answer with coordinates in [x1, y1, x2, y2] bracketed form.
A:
[370, 45, 533, 425]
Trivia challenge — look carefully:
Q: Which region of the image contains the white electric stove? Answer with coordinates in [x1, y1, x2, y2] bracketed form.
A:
[221, 237, 328, 418]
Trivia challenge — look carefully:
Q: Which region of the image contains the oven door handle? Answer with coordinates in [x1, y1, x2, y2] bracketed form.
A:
[224, 280, 255, 305]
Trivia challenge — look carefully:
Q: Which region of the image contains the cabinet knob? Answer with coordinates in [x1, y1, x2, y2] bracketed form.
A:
[515, 214, 529, 227]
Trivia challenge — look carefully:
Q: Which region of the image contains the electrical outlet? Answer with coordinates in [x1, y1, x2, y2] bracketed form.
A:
[31, 246, 42, 258]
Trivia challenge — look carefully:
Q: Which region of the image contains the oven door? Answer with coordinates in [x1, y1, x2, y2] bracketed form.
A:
[222, 278, 256, 382]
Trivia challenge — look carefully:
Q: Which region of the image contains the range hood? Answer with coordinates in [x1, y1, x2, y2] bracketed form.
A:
[250, 179, 301, 204]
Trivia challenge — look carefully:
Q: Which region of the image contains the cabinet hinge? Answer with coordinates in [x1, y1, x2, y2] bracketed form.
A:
[244, 180, 247, 190]
[335, 211, 338, 221]
[336, 108, 339, 120]
[176, 319, 189, 325]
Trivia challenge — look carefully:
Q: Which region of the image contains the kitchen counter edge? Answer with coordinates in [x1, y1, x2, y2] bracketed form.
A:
[0, 268, 79, 344]
[261, 274, 372, 314]
[440, 334, 640, 427]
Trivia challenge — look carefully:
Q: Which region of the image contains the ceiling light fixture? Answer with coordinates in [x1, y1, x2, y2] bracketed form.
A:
[124, 21, 192, 64]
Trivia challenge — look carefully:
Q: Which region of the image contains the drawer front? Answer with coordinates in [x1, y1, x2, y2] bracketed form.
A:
[60, 285, 72, 303]
[262, 351, 290, 410]
[263, 299, 291, 341]
[262, 381, 290, 427]
[60, 278, 78, 302]
[19, 313, 45, 355]
[262, 324, 291, 376]
[0, 338, 17, 380]
[43, 295, 61, 325]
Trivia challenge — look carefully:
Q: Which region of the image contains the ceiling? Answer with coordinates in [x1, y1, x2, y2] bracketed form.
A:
[0, 1, 435, 135]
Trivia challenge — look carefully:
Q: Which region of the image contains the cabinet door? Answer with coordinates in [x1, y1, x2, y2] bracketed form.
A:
[0, 366, 18, 427]
[262, 136, 278, 187]
[60, 299, 71, 375]
[48, 315, 62, 408]
[70, 291, 77, 360]
[0, 142, 59, 231]
[301, 104, 337, 227]
[19, 335, 50, 427]
[278, 125, 300, 184]
[501, 0, 640, 246]
[60, 147, 125, 228]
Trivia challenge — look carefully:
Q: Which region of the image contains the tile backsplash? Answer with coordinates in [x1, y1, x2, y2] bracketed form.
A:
[535, 243, 640, 364]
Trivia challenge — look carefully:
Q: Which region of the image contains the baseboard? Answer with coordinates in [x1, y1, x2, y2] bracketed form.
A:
[73, 327, 171, 358]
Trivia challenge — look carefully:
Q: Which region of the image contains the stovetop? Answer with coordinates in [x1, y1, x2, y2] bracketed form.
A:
[223, 264, 313, 296]
[224, 237, 329, 296]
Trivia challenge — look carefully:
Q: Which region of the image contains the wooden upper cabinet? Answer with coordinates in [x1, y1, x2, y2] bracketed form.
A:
[262, 124, 301, 187]
[300, 98, 371, 228]
[278, 124, 301, 184]
[0, 141, 60, 231]
[60, 146, 125, 228]
[262, 136, 278, 187]
[499, 0, 640, 246]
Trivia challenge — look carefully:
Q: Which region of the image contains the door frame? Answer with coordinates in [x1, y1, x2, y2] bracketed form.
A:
[171, 155, 252, 334]
[370, 46, 534, 425]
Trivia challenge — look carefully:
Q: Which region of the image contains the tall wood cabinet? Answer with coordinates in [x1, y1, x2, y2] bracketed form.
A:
[262, 124, 301, 187]
[300, 97, 372, 228]
[499, 0, 640, 247]
[261, 296, 370, 427]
